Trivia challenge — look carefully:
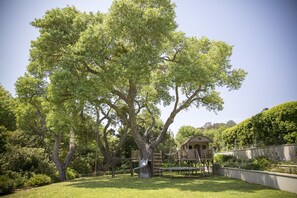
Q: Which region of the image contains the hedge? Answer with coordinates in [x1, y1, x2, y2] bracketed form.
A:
[222, 101, 297, 149]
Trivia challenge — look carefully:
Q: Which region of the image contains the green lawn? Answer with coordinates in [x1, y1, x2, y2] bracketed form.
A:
[4, 174, 296, 198]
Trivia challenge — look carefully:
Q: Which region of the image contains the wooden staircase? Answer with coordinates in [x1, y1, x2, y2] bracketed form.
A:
[152, 151, 162, 176]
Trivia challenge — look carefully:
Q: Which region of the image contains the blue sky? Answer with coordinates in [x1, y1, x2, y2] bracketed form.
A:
[0, 0, 296, 135]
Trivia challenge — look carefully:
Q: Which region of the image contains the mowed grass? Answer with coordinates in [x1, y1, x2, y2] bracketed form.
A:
[4, 174, 296, 198]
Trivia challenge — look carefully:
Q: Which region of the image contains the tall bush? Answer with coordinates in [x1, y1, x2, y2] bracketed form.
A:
[0, 175, 15, 195]
[222, 101, 297, 149]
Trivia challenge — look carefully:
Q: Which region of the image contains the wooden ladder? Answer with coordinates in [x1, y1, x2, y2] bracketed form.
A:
[152, 151, 162, 176]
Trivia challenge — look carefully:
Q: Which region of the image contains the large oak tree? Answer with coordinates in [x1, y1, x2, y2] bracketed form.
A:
[21, 0, 246, 178]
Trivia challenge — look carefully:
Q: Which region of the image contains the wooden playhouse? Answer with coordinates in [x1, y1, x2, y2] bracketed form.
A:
[130, 135, 214, 177]
[175, 135, 213, 162]
[160, 135, 214, 176]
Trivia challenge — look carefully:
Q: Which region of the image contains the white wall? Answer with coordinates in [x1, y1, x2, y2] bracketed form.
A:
[214, 167, 297, 194]
[217, 144, 297, 161]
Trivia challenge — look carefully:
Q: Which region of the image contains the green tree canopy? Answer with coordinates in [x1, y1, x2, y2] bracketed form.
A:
[175, 125, 202, 146]
[201, 121, 236, 151]
[0, 85, 16, 131]
[21, 0, 247, 178]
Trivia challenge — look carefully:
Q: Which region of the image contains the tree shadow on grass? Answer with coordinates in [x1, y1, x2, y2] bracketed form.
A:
[67, 175, 278, 194]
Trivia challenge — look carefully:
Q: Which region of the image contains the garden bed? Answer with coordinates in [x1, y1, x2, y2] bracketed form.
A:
[214, 166, 297, 194]
[214, 154, 297, 175]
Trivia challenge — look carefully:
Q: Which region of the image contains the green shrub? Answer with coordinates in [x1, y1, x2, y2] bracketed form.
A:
[5, 171, 27, 188]
[240, 163, 253, 170]
[26, 174, 51, 187]
[238, 156, 272, 170]
[225, 162, 238, 168]
[214, 154, 225, 163]
[269, 164, 297, 174]
[0, 175, 15, 195]
[270, 167, 286, 174]
[67, 168, 79, 180]
[214, 154, 236, 165]
[252, 156, 271, 170]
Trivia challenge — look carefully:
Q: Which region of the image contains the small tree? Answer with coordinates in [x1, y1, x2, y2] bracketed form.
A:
[15, 7, 95, 181]
[175, 125, 202, 146]
[202, 121, 236, 151]
[0, 85, 16, 156]
[15, 74, 80, 182]
[0, 85, 16, 131]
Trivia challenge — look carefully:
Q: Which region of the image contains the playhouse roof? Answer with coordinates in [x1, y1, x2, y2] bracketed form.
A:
[181, 135, 212, 147]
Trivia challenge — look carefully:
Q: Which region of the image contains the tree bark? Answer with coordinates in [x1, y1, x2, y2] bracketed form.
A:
[115, 82, 201, 178]
[111, 156, 116, 178]
[126, 82, 155, 178]
[95, 104, 129, 178]
[139, 145, 153, 178]
[52, 129, 75, 182]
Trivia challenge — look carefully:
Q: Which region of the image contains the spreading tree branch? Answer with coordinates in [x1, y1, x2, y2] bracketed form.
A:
[143, 94, 156, 140]
[151, 85, 204, 148]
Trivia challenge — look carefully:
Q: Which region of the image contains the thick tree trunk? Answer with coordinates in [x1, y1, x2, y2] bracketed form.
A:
[139, 163, 152, 178]
[65, 129, 76, 168]
[52, 129, 75, 182]
[96, 131, 111, 175]
[111, 157, 116, 178]
[125, 83, 158, 178]
[56, 165, 67, 182]
[124, 83, 192, 178]
[139, 145, 153, 178]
